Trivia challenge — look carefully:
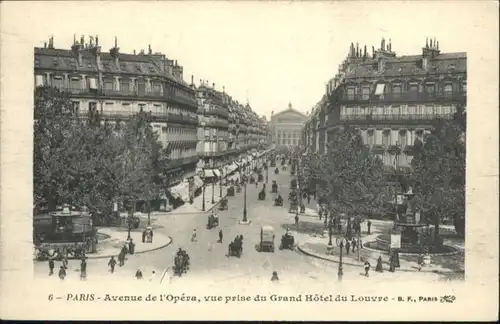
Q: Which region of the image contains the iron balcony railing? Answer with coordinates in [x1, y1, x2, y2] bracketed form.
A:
[340, 91, 466, 103]
[339, 113, 454, 122]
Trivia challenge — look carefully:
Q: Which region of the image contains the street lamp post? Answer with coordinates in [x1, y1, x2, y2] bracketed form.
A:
[211, 179, 215, 204]
[242, 176, 248, 222]
[336, 237, 345, 281]
[126, 215, 132, 240]
[219, 172, 223, 198]
[202, 184, 206, 211]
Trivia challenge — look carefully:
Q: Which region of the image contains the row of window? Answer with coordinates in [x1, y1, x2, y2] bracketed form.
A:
[340, 104, 457, 116]
[346, 81, 466, 100]
[36, 74, 194, 99]
[276, 133, 300, 139]
[277, 139, 300, 145]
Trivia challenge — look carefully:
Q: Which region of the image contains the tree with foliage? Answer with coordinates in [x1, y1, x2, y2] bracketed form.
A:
[34, 87, 165, 226]
[410, 105, 466, 238]
[314, 127, 389, 227]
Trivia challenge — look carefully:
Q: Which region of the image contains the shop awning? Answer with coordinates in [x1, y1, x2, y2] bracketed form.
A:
[213, 169, 221, 178]
[89, 78, 98, 89]
[169, 182, 190, 201]
[193, 175, 204, 188]
[375, 83, 385, 95]
[203, 169, 215, 178]
[35, 75, 44, 87]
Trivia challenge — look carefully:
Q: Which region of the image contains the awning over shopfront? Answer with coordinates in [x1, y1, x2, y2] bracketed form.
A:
[193, 175, 204, 188]
[169, 182, 190, 201]
[203, 169, 216, 178]
[213, 169, 221, 178]
[375, 83, 385, 95]
[228, 173, 241, 183]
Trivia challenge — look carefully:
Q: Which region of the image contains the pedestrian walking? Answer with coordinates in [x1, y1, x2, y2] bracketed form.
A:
[376, 256, 384, 272]
[150, 229, 154, 243]
[318, 208, 322, 221]
[80, 258, 87, 280]
[135, 269, 143, 279]
[191, 229, 197, 242]
[118, 251, 125, 267]
[294, 214, 299, 226]
[271, 271, 279, 282]
[345, 240, 351, 255]
[48, 258, 54, 276]
[58, 266, 66, 280]
[367, 220, 372, 235]
[108, 256, 117, 273]
[62, 256, 68, 270]
[121, 245, 128, 255]
[364, 261, 371, 277]
[307, 194, 311, 204]
[142, 230, 146, 243]
[352, 237, 357, 252]
[129, 239, 135, 255]
[218, 229, 223, 243]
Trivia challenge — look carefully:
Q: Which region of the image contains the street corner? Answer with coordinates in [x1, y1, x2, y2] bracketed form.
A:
[87, 228, 172, 259]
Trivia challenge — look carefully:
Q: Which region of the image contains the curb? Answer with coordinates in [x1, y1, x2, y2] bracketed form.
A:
[296, 244, 459, 274]
[86, 236, 173, 260]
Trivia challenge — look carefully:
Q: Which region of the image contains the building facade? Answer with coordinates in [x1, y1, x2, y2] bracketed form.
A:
[194, 82, 267, 180]
[271, 103, 308, 148]
[303, 38, 467, 175]
[34, 36, 199, 195]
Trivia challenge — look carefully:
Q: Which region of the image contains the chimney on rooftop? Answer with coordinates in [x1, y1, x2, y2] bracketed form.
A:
[71, 36, 84, 66]
[422, 36, 440, 63]
[110, 36, 120, 66]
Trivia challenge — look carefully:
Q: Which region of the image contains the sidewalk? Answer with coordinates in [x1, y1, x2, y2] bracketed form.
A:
[292, 218, 464, 274]
[88, 227, 172, 259]
[170, 183, 228, 215]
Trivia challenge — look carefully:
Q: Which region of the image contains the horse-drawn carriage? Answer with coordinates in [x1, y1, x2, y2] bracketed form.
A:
[173, 250, 190, 276]
[279, 233, 295, 250]
[228, 235, 243, 258]
[218, 198, 228, 211]
[206, 214, 219, 229]
[227, 186, 235, 197]
[289, 202, 298, 213]
[258, 189, 266, 201]
[259, 225, 275, 252]
[271, 181, 278, 193]
[273, 194, 283, 206]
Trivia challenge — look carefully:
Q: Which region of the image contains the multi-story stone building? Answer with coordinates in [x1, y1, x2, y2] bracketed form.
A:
[35, 36, 201, 204]
[195, 81, 268, 181]
[271, 103, 308, 148]
[303, 38, 467, 175]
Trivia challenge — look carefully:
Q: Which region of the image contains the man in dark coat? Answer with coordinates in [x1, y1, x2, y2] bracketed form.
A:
[48, 258, 55, 276]
[142, 231, 146, 243]
[218, 229, 223, 243]
[345, 240, 351, 255]
[118, 251, 125, 267]
[135, 269, 143, 279]
[108, 256, 117, 273]
[80, 258, 87, 280]
[58, 266, 66, 280]
[129, 239, 135, 255]
[367, 220, 372, 235]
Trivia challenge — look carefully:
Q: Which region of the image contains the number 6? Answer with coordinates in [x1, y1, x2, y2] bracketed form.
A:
[48, 294, 53, 301]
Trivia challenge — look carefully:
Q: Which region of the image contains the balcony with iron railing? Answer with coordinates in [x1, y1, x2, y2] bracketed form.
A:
[338, 112, 454, 125]
[339, 91, 466, 104]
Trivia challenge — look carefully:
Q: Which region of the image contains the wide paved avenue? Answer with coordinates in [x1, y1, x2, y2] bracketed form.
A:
[35, 167, 450, 284]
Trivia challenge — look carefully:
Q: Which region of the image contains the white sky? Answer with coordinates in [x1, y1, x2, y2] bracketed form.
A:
[0, 1, 487, 119]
